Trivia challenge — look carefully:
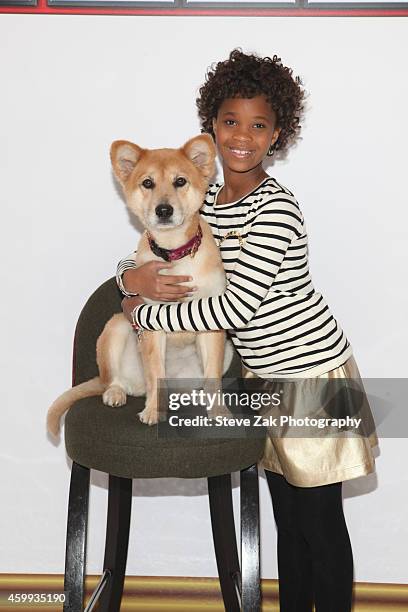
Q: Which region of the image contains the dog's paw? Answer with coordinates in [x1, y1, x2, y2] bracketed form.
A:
[103, 385, 127, 407]
[138, 407, 159, 426]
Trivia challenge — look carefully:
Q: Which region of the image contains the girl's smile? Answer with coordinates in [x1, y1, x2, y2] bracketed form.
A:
[228, 147, 255, 159]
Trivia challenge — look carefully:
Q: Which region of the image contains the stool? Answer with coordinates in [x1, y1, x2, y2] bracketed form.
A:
[62, 278, 265, 611]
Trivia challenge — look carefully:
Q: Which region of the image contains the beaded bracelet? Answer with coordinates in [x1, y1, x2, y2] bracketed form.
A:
[131, 307, 144, 342]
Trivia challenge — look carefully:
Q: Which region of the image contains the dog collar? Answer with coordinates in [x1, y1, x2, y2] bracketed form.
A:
[146, 225, 202, 262]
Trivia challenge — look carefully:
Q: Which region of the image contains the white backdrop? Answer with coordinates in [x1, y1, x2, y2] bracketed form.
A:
[0, 15, 407, 582]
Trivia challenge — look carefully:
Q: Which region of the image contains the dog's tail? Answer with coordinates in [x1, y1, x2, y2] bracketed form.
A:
[47, 377, 105, 437]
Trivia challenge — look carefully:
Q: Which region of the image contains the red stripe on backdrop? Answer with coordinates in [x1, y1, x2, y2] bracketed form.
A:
[1, 3, 408, 16]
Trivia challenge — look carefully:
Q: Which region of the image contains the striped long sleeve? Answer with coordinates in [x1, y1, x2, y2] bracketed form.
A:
[116, 252, 138, 297]
[132, 198, 303, 332]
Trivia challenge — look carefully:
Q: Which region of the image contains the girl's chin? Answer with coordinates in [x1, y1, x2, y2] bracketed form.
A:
[222, 159, 263, 173]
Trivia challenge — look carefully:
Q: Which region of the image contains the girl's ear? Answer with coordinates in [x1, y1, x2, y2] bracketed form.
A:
[212, 117, 217, 136]
[271, 126, 282, 147]
[110, 140, 144, 185]
[182, 134, 216, 179]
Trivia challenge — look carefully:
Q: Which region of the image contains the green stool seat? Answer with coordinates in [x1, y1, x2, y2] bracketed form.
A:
[65, 383, 264, 481]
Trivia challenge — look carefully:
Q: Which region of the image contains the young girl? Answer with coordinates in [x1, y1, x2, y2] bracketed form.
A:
[118, 50, 378, 612]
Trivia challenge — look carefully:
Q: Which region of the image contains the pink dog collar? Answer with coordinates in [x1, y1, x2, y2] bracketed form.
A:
[146, 225, 202, 262]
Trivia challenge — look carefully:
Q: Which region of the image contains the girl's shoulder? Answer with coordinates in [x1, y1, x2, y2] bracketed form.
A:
[259, 176, 296, 199]
[262, 175, 302, 206]
[204, 183, 221, 206]
[254, 177, 304, 229]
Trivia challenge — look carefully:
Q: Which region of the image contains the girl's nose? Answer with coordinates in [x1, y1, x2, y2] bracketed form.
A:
[233, 129, 252, 143]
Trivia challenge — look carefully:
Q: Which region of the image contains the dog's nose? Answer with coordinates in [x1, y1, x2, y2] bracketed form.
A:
[155, 203, 174, 219]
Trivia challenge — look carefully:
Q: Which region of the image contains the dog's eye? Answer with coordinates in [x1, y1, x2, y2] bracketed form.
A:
[142, 178, 154, 189]
[174, 177, 187, 188]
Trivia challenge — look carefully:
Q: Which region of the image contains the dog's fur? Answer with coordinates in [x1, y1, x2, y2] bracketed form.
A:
[47, 134, 233, 436]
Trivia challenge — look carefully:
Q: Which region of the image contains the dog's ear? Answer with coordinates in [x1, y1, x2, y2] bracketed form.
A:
[110, 141, 144, 185]
[182, 134, 216, 180]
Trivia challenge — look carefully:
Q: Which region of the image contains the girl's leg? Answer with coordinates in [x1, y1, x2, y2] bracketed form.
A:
[295, 480, 353, 612]
[265, 470, 353, 612]
[265, 471, 314, 612]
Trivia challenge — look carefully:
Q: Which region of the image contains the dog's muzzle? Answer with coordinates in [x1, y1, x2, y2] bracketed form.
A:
[155, 203, 174, 220]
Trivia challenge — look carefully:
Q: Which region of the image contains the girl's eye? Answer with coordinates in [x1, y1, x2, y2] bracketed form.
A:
[174, 177, 187, 188]
[224, 119, 236, 126]
[254, 123, 266, 129]
[142, 178, 154, 189]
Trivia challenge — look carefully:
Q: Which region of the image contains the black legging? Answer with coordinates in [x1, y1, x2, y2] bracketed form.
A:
[265, 470, 353, 612]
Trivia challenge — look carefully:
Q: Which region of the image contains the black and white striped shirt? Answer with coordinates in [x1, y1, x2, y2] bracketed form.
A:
[117, 176, 352, 378]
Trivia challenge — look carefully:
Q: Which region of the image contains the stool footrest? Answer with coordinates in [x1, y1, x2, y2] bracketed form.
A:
[84, 569, 111, 612]
[231, 569, 242, 599]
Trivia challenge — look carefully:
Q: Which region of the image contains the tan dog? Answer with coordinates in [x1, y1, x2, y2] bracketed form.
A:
[47, 134, 232, 436]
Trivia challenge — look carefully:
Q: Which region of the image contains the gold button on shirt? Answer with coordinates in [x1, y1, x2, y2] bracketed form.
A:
[242, 355, 378, 488]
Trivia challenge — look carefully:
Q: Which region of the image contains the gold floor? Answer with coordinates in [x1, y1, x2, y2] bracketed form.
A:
[0, 575, 407, 611]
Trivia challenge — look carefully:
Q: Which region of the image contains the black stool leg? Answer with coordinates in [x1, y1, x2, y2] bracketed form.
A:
[241, 464, 261, 612]
[98, 475, 132, 612]
[208, 473, 241, 612]
[63, 462, 90, 612]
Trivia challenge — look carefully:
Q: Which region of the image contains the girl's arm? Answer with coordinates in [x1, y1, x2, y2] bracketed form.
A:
[131, 197, 303, 332]
[116, 252, 139, 297]
[116, 252, 194, 301]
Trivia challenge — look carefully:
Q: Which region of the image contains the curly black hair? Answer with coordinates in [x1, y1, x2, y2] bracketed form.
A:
[196, 49, 306, 156]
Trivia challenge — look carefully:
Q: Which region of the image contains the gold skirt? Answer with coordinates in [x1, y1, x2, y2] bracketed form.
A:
[243, 355, 378, 487]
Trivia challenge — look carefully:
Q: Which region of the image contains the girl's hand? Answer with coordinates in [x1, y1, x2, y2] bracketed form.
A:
[121, 296, 145, 324]
[123, 261, 195, 301]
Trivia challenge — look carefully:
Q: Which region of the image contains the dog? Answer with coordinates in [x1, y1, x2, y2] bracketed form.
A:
[47, 134, 233, 436]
